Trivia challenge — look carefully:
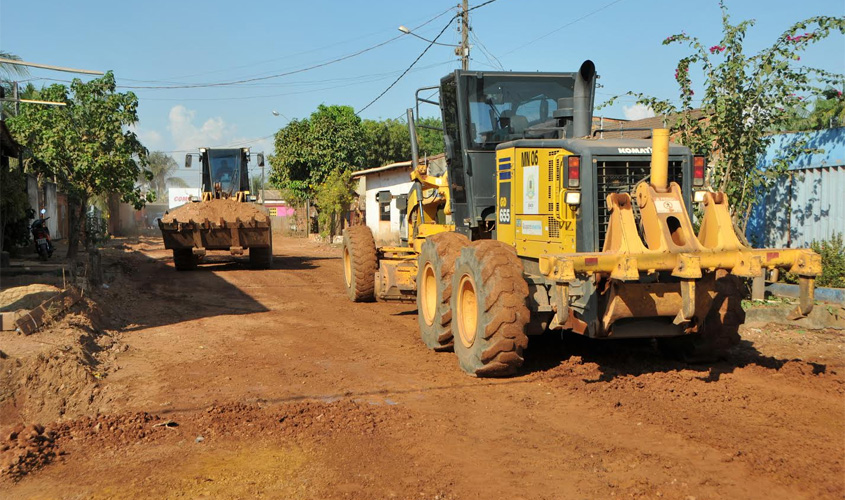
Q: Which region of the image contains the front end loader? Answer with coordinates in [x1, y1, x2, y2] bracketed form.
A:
[342, 61, 821, 376]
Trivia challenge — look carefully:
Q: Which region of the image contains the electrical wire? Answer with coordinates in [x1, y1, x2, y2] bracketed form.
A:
[136, 60, 455, 102]
[117, 6, 458, 90]
[356, 18, 454, 115]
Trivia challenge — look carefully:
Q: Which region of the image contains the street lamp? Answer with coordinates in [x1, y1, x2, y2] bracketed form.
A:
[397, 25, 461, 47]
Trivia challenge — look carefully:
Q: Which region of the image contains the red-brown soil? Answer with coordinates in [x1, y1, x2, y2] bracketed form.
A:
[161, 198, 268, 224]
[0, 235, 842, 499]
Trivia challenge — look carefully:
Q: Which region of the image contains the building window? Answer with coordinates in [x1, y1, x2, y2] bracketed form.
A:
[380, 200, 391, 221]
[377, 190, 392, 221]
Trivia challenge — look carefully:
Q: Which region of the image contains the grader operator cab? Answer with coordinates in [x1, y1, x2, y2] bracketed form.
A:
[342, 61, 821, 377]
[158, 148, 273, 271]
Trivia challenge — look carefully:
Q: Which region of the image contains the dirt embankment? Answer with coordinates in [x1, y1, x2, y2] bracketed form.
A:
[162, 199, 269, 224]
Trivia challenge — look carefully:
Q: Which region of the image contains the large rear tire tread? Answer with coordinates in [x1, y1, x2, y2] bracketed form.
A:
[416, 232, 470, 351]
[343, 225, 377, 302]
[173, 249, 198, 271]
[451, 240, 530, 377]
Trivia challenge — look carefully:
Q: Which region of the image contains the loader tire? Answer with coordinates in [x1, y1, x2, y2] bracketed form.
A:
[451, 240, 530, 377]
[249, 246, 273, 269]
[342, 225, 377, 302]
[658, 272, 745, 362]
[416, 232, 470, 351]
[173, 249, 198, 271]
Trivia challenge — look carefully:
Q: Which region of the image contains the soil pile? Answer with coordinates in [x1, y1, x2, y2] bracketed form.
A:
[0, 424, 59, 482]
[162, 199, 268, 224]
[0, 304, 123, 425]
[0, 285, 61, 313]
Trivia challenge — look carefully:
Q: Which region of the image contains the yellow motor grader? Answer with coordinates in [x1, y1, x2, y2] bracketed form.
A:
[342, 61, 821, 376]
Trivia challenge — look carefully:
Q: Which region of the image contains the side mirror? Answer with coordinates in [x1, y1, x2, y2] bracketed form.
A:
[257, 153, 265, 167]
[185, 154, 192, 168]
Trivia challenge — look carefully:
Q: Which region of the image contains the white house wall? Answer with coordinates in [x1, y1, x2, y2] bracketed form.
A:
[363, 170, 413, 243]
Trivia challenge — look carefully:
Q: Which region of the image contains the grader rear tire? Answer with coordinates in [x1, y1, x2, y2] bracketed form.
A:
[658, 271, 745, 362]
[416, 232, 470, 351]
[173, 249, 198, 271]
[451, 240, 530, 377]
[342, 225, 377, 302]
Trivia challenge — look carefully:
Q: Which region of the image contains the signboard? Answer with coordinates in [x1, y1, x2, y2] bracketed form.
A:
[168, 188, 201, 209]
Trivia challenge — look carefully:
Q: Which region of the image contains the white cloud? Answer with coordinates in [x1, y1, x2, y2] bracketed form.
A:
[622, 104, 656, 121]
[128, 124, 164, 151]
[167, 105, 237, 152]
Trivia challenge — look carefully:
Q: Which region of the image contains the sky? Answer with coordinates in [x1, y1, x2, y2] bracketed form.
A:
[2, 0, 844, 188]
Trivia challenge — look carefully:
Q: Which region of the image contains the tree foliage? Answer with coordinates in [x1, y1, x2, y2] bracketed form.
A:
[269, 104, 365, 201]
[605, 3, 844, 232]
[361, 117, 444, 169]
[8, 71, 152, 256]
[142, 151, 188, 201]
[314, 169, 356, 238]
[780, 87, 845, 131]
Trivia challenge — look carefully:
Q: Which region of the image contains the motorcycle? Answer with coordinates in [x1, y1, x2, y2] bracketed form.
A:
[31, 209, 54, 261]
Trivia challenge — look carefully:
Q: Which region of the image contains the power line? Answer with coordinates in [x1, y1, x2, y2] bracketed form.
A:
[357, 18, 454, 115]
[135, 60, 454, 102]
[119, 5, 457, 86]
[117, 6, 457, 90]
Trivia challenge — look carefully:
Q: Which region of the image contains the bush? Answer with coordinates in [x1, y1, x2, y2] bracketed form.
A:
[810, 233, 845, 288]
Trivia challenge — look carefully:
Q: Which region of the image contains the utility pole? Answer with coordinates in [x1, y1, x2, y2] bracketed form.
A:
[459, 0, 470, 70]
[13, 82, 19, 116]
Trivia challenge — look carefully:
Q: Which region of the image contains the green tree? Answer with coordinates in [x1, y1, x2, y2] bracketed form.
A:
[9, 71, 152, 258]
[361, 116, 444, 169]
[781, 87, 845, 131]
[269, 104, 365, 201]
[607, 4, 844, 233]
[314, 169, 356, 238]
[143, 151, 188, 201]
[0, 51, 29, 80]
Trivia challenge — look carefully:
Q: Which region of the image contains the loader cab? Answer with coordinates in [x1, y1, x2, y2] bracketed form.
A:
[438, 62, 595, 238]
[198, 148, 250, 197]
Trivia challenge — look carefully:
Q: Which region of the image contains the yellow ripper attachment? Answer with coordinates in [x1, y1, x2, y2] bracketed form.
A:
[539, 129, 821, 334]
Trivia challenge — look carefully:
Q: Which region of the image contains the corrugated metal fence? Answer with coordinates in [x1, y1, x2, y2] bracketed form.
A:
[747, 128, 845, 248]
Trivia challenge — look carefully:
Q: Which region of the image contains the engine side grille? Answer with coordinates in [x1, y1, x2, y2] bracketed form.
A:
[595, 159, 683, 249]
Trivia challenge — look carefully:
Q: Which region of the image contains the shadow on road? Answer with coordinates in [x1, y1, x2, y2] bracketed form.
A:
[522, 330, 827, 383]
[99, 247, 270, 332]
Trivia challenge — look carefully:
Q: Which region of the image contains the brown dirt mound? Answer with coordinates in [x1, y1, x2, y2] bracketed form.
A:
[0, 302, 122, 426]
[0, 424, 59, 482]
[0, 285, 61, 313]
[162, 199, 268, 224]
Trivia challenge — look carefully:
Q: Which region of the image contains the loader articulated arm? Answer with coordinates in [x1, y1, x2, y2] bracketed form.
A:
[539, 129, 821, 335]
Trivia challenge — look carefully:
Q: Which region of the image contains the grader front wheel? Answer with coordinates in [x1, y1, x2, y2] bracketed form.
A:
[342, 225, 377, 302]
[451, 240, 530, 377]
[416, 232, 469, 351]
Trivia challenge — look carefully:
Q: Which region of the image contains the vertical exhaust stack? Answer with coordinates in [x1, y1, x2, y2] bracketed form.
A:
[650, 128, 670, 192]
[572, 60, 596, 138]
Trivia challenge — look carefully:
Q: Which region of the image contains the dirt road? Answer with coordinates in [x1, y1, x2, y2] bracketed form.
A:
[1, 235, 843, 499]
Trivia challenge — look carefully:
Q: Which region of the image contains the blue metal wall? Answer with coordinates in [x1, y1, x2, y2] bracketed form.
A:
[747, 128, 845, 248]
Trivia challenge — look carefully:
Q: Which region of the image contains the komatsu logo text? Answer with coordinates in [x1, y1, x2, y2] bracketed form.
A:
[617, 147, 652, 154]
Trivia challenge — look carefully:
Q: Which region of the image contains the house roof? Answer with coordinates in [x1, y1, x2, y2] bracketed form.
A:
[595, 110, 706, 139]
[351, 153, 446, 178]
[759, 127, 845, 171]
